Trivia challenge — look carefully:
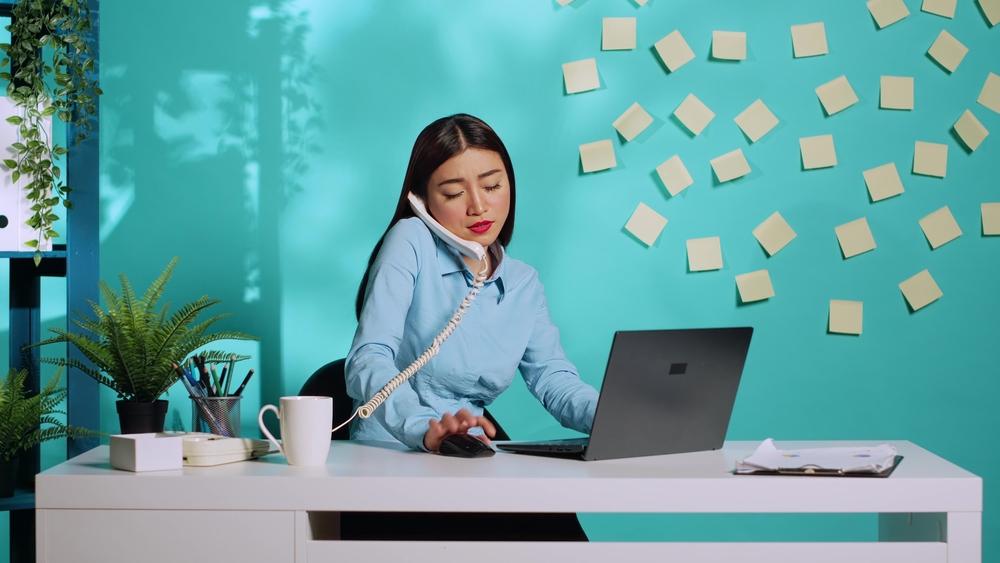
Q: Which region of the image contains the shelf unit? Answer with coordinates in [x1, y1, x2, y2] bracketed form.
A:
[0, 1, 101, 562]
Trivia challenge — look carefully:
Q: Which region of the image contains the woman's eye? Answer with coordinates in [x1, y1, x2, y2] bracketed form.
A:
[444, 192, 462, 200]
[484, 183, 502, 191]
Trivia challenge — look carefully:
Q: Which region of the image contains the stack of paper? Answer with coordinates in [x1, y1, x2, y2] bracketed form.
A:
[736, 438, 898, 474]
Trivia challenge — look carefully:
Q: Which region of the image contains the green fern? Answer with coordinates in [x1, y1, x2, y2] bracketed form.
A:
[0, 368, 97, 462]
[28, 257, 257, 402]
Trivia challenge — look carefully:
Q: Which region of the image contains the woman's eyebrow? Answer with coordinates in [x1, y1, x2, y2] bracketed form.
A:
[437, 168, 502, 187]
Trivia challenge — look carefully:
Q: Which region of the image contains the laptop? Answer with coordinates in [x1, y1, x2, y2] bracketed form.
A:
[495, 327, 753, 461]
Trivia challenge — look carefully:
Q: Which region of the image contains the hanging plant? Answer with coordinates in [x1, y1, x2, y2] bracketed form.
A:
[0, 0, 101, 265]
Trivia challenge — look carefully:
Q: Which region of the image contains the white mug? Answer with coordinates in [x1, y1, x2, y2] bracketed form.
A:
[258, 396, 333, 466]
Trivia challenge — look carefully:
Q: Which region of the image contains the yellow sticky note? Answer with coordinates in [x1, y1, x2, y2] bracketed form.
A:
[982, 203, 1000, 235]
[687, 236, 723, 271]
[791, 22, 828, 58]
[880, 76, 914, 110]
[913, 141, 947, 177]
[927, 30, 968, 73]
[863, 163, 904, 202]
[977, 72, 1000, 114]
[919, 206, 962, 249]
[978, 0, 1000, 26]
[867, 0, 910, 28]
[753, 212, 797, 256]
[603, 17, 637, 51]
[922, 0, 957, 18]
[655, 30, 695, 72]
[799, 135, 837, 169]
[656, 155, 694, 196]
[734, 99, 779, 143]
[579, 140, 616, 173]
[815, 75, 859, 116]
[613, 102, 653, 142]
[899, 269, 942, 311]
[735, 270, 774, 303]
[712, 31, 746, 61]
[625, 203, 667, 246]
[953, 110, 989, 151]
[562, 58, 600, 94]
[710, 149, 751, 183]
[835, 217, 877, 258]
[673, 94, 715, 136]
[829, 300, 864, 335]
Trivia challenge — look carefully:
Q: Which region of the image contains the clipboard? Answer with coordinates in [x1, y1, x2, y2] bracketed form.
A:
[734, 455, 904, 478]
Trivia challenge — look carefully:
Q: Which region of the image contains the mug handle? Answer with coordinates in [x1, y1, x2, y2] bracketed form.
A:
[258, 404, 283, 455]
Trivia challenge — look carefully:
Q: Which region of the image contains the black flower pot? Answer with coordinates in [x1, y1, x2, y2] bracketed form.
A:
[0, 456, 19, 498]
[116, 400, 169, 434]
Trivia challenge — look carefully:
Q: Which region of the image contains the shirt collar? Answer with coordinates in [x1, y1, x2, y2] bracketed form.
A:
[434, 235, 507, 303]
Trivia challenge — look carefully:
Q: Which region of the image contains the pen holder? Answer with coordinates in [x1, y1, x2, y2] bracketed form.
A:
[190, 396, 242, 437]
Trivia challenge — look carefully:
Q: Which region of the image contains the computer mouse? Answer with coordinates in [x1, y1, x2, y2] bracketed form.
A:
[438, 433, 495, 458]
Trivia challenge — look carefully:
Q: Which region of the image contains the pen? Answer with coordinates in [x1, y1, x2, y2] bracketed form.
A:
[233, 369, 255, 397]
[209, 363, 222, 398]
[219, 366, 228, 396]
[225, 354, 237, 396]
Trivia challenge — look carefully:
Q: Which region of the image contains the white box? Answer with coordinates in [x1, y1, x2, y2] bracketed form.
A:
[109, 433, 184, 472]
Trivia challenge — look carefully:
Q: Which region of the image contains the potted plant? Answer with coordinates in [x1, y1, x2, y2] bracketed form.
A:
[30, 257, 256, 434]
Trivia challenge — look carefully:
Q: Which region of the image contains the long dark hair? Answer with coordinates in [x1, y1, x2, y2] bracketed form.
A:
[355, 114, 517, 320]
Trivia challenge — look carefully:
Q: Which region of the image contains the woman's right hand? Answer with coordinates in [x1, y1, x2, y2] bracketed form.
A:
[423, 408, 497, 452]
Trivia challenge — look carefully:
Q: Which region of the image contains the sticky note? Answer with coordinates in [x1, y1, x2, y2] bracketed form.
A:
[829, 300, 863, 335]
[654, 30, 695, 72]
[919, 206, 962, 249]
[562, 58, 600, 94]
[927, 30, 968, 73]
[656, 155, 694, 196]
[712, 31, 747, 60]
[734, 99, 779, 142]
[673, 94, 715, 136]
[613, 102, 653, 142]
[799, 135, 837, 169]
[557, 0, 574, 5]
[603, 17, 637, 51]
[710, 149, 751, 183]
[863, 163, 904, 202]
[880, 76, 914, 110]
[982, 203, 1000, 235]
[735, 270, 774, 303]
[791, 22, 828, 58]
[835, 217, 877, 258]
[579, 140, 616, 173]
[625, 203, 667, 246]
[867, 0, 910, 28]
[978, 0, 1000, 26]
[913, 141, 948, 177]
[977, 72, 1000, 114]
[953, 110, 989, 151]
[815, 75, 859, 116]
[922, 0, 957, 18]
[634, 0, 648, 5]
[687, 236, 723, 271]
[753, 212, 797, 256]
[899, 269, 942, 311]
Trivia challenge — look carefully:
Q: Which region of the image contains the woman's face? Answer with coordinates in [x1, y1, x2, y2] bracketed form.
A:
[425, 148, 510, 248]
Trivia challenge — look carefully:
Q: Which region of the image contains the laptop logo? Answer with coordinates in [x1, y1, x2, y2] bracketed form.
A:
[668, 363, 687, 375]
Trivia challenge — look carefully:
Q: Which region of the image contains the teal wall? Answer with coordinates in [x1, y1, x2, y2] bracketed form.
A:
[4, 0, 1000, 560]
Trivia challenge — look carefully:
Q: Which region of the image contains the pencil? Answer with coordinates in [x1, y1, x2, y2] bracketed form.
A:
[233, 369, 255, 397]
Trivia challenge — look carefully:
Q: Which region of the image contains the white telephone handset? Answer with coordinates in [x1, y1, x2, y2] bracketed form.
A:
[331, 193, 490, 437]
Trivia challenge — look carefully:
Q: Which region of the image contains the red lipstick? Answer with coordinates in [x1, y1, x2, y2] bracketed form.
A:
[469, 220, 493, 234]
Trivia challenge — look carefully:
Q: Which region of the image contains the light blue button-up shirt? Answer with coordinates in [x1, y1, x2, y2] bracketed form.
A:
[346, 217, 598, 451]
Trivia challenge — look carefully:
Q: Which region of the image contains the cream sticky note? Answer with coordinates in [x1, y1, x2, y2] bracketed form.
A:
[712, 31, 747, 61]
[899, 269, 942, 311]
[710, 149, 751, 183]
[977, 72, 1000, 114]
[625, 203, 667, 246]
[562, 58, 600, 94]
[913, 141, 948, 177]
[656, 155, 694, 196]
[815, 75, 859, 115]
[687, 236, 723, 271]
[613, 102, 653, 142]
[953, 110, 989, 151]
[835, 217, 877, 258]
[978, 0, 1000, 25]
[655, 30, 695, 72]
[982, 202, 1000, 235]
[829, 300, 864, 335]
[734, 99, 779, 143]
[603, 17, 637, 51]
[867, 0, 910, 28]
[799, 135, 837, 169]
[579, 140, 616, 173]
[791, 22, 828, 58]
[927, 30, 968, 73]
[919, 206, 962, 249]
[880, 76, 914, 110]
[753, 212, 797, 256]
[863, 163, 904, 202]
[673, 94, 715, 136]
[735, 270, 774, 303]
[923, 0, 957, 17]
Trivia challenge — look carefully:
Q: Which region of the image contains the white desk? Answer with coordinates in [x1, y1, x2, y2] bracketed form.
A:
[35, 440, 981, 563]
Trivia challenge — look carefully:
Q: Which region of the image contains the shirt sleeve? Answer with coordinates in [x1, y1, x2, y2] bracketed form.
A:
[345, 220, 439, 451]
[518, 272, 599, 434]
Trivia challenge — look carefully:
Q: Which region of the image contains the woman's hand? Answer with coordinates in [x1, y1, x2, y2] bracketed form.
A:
[423, 408, 497, 452]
